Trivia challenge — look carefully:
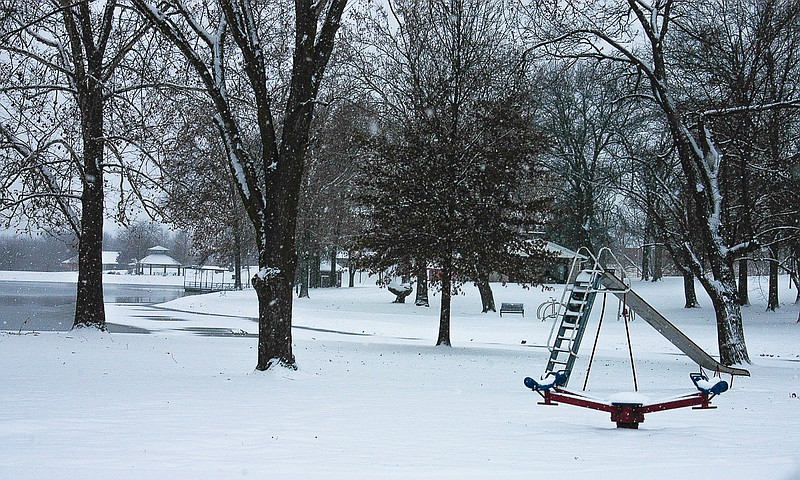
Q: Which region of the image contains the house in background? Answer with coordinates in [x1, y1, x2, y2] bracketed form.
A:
[539, 241, 587, 283]
[61, 251, 120, 272]
[135, 246, 182, 275]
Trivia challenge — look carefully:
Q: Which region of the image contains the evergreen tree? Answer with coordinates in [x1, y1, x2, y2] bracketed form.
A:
[351, 0, 554, 344]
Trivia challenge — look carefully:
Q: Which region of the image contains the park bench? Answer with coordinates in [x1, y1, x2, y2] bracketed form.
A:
[500, 302, 524, 317]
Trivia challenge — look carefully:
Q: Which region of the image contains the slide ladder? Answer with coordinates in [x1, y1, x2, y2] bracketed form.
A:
[545, 268, 603, 382]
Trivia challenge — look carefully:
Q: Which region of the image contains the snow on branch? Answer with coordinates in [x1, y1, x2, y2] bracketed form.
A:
[0, 124, 82, 235]
[701, 98, 800, 117]
[132, 0, 262, 207]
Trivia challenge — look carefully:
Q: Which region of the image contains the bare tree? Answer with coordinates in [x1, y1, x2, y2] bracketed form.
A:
[159, 104, 256, 288]
[531, 0, 800, 365]
[296, 98, 366, 296]
[133, 0, 347, 370]
[1, 1, 156, 330]
[673, 0, 800, 306]
[539, 62, 632, 253]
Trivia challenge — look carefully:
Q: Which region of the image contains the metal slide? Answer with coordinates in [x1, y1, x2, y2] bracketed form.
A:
[598, 272, 750, 377]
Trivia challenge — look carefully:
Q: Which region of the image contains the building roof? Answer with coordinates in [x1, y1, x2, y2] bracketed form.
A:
[103, 251, 120, 265]
[516, 240, 587, 260]
[62, 251, 120, 266]
[544, 241, 587, 260]
[320, 260, 345, 272]
[147, 245, 170, 253]
[138, 253, 181, 266]
[185, 265, 226, 273]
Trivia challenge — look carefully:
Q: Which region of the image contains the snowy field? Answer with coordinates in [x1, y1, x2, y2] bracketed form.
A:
[1, 271, 799, 479]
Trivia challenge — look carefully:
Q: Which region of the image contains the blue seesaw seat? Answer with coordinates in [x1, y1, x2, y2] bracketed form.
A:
[690, 373, 729, 395]
[524, 371, 569, 392]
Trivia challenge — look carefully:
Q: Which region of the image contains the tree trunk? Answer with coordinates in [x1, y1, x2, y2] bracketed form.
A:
[738, 258, 749, 306]
[641, 244, 650, 281]
[253, 267, 296, 370]
[73, 173, 106, 330]
[329, 247, 337, 287]
[767, 255, 779, 311]
[72, 66, 106, 331]
[233, 227, 243, 290]
[652, 244, 663, 281]
[683, 269, 699, 308]
[476, 279, 495, 313]
[437, 258, 452, 346]
[298, 253, 310, 298]
[698, 261, 750, 365]
[794, 272, 800, 304]
[254, 192, 302, 370]
[348, 267, 356, 288]
[310, 252, 321, 288]
[792, 243, 800, 304]
[415, 264, 429, 307]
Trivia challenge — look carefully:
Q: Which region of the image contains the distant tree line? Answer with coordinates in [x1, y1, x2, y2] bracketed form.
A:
[0, 234, 76, 271]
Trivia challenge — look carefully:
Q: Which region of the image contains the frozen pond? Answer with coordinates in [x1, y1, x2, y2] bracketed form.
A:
[0, 281, 188, 333]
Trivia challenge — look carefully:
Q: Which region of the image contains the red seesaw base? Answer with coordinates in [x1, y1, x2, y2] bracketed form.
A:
[536, 387, 718, 429]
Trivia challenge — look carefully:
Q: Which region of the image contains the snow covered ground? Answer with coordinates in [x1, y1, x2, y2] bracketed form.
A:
[1, 272, 799, 479]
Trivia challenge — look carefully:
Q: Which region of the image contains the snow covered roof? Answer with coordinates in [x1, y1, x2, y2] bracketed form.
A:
[138, 253, 181, 266]
[103, 251, 120, 265]
[62, 251, 120, 266]
[515, 240, 587, 260]
[544, 241, 587, 260]
[185, 265, 226, 272]
[320, 260, 345, 272]
[147, 245, 170, 253]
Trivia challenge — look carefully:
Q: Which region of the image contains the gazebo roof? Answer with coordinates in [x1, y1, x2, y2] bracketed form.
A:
[147, 245, 170, 253]
[138, 253, 181, 266]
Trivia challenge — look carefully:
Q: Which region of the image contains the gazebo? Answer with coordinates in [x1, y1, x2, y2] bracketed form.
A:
[136, 246, 182, 275]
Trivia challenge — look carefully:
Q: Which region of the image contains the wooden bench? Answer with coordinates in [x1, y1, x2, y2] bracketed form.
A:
[500, 302, 524, 317]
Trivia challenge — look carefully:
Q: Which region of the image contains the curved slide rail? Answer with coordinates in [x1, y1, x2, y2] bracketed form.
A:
[599, 272, 750, 377]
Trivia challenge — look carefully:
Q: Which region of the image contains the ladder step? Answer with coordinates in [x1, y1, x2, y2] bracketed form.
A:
[551, 348, 573, 354]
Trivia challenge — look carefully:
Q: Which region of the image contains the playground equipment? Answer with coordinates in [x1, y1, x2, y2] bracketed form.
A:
[524, 248, 750, 428]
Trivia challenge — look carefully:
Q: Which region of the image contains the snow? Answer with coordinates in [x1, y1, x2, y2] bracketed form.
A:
[1, 273, 800, 479]
[256, 267, 281, 280]
[607, 392, 650, 404]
